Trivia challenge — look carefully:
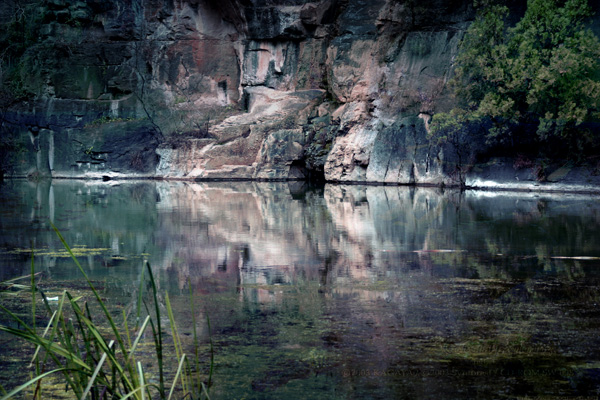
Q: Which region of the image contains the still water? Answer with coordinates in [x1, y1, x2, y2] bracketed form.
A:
[1, 180, 600, 399]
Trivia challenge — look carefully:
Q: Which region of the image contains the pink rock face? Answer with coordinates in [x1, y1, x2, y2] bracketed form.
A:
[141, 0, 473, 184]
[17, 0, 593, 190]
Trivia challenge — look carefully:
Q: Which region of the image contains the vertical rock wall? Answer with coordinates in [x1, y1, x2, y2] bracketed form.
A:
[7, 0, 595, 188]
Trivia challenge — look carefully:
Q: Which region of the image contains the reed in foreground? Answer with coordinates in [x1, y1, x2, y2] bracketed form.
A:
[0, 223, 212, 399]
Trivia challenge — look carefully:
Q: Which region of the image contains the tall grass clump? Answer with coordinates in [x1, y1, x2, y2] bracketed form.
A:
[0, 223, 212, 399]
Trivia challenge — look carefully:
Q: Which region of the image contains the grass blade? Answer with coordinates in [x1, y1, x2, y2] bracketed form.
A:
[0, 324, 90, 371]
[2, 229, 213, 400]
[136, 263, 146, 329]
[145, 262, 165, 397]
[119, 386, 147, 400]
[124, 315, 151, 368]
[206, 313, 214, 389]
[167, 354, 187, 400]
[0, 368, 74, 400]
[166, 292, 188, 393]
[189, 280, 202, 395]
[201, 382, 212, 400]
[28, 310, 57, 368]
[137, 361, 145, 400]
[73, 312, 138, 394]
[30, 249, 36, 329]
[80, 340, 114, 400]
[50, 222, 138, 384]
[124, 309, 132, 347]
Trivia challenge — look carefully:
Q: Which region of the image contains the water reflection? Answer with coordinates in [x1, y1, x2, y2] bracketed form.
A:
[1, 180, 600, 398]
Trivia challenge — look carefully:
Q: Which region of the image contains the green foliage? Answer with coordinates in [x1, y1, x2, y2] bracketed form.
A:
[0, 225, 212, 400]
[432, 0, 600, 152]
[429, 108, 471, 146]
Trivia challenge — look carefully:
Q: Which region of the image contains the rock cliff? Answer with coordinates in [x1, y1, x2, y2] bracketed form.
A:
[1, 0, 599, 191]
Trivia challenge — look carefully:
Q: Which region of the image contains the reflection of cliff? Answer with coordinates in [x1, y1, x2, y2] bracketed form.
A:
[3, 180, 599, 288]
[3, 181, 600, 398]
[155, 182, 330, 291]
[92, 178, 596, 342]
[149, 182, 600, 296]
[3, 180, 599, 348]
[0, 180, 158, 282]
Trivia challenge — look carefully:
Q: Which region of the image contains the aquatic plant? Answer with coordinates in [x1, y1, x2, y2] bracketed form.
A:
[0, 223, 212, 400]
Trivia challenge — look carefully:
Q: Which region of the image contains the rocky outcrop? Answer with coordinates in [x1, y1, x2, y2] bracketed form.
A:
[155, 87, 324, 179]
[1, 0, 599, 190]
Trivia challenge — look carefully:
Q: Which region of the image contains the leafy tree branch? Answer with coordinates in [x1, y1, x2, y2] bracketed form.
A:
[431, 0, 600, 155]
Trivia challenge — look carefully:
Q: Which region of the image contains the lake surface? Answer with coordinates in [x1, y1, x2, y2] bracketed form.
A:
[1, 179, 600, 399]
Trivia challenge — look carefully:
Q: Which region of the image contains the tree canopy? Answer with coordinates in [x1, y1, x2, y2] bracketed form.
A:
[431, 0, 600, 154]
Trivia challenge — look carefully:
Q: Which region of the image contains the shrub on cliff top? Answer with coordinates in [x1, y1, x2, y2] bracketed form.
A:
[431, 0, 600, 156]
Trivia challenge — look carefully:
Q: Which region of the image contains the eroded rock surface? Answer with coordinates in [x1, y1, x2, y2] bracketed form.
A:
[2, 0, 599, 191]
